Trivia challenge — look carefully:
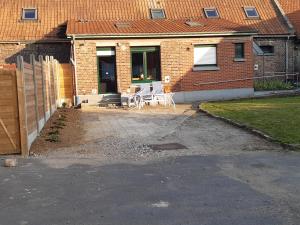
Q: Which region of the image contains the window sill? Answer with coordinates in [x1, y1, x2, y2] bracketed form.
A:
[193, 66, 220, 71]
[234, 58, 246, 62]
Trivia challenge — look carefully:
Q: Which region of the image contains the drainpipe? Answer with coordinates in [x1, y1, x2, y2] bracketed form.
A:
[286, 36, 289, 75]
[70, 35, 79, 105]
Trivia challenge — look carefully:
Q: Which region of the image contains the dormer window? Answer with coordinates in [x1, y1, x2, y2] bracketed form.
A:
[244, 7, 259, 18]
[150, 9, 166, 19]
[204, 8, 219, 18]
[22, 8, 37, 20]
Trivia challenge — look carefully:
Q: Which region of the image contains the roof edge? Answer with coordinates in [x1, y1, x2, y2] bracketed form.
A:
[67, 31, 258, 39]
[272, 0, 295, 34]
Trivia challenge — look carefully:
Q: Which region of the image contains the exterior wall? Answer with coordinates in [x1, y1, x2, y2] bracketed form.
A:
[0, 42, 70, 64]
[74, 36, 254, 97]
[74, 41, 98, 95]
[253, 37, 295, 77]
[160, 37, 253, 92]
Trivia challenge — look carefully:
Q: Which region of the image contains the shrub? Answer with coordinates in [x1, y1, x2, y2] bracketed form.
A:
[254, 80, 294, 91]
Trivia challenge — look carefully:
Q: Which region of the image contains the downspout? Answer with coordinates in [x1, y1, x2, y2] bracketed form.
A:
[70, 35, 79, 105]
[286, 36, 289, 75]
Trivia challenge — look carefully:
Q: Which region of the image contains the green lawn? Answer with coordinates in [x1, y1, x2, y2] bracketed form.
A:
[201, 96, 300, 148]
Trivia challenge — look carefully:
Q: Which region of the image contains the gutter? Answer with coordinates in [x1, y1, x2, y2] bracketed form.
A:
[253, 34, 296, 38]
[0, 39, 71, 44]
[67, 31, 257, 40]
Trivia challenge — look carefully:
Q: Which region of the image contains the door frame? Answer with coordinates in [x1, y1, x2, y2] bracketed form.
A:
[97, 47, 117, 94]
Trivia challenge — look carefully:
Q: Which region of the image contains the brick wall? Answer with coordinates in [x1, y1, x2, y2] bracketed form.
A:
[254, 37, 295, 76]
[74, 36, 254, 96]
[75, 41, 98, 95]
[160, 37, 253, 92]
[0, 42, 70, 64]
[116, 43, 131, 93]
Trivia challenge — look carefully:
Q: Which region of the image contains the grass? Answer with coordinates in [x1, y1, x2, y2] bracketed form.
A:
[201, 96, 300, 148]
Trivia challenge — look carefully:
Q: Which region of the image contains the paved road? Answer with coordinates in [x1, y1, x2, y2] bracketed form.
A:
[1, 106, 300, 225]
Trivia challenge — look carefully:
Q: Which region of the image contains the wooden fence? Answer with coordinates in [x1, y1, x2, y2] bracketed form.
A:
[0, 55, 73, 156]
[0, 65, 20, 155]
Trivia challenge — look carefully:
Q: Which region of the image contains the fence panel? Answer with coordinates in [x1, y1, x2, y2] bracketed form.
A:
[0, 66, 21, 154]
[58, 63, 73, 106]
[0, 55, 71, 156]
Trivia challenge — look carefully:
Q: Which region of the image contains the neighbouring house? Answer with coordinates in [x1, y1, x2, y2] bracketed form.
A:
[277, 0, 300, 73]
[0, 0, 296, 104]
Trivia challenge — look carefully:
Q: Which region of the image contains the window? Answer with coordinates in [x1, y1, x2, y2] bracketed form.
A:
[194, 45, 217, 68]
[235, 43, 245, 59]
[260, 45, 275, 55]
[244, 7, 259, 18]
[22, 8, 37, 20]
[150, 9, 166, 19]
[131, 47, 161, 83]
[204, 8, 219, 18]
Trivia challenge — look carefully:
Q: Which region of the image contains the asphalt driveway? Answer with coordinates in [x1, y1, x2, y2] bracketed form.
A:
[1, 105, 300, 225]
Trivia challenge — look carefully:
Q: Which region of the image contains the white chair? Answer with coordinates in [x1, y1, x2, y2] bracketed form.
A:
[152, 81, 176, 108]
[135, 83, 155, 109]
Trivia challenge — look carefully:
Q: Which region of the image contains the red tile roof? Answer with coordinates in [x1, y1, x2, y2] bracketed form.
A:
[277, 0, 300, 38]
[0, 0, 290, 41]
[67, 18, 256, 37]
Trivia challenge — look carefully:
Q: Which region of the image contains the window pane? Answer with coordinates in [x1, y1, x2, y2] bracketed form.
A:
[151, 9, 165, 19]
[132, 53, 144, 80]
[23, 9, 36, 19]
[245, 7, 259, 17]
[260, 45, 274, 54]
[147, 51, 160, 81]
[194, 46, 217, 66]
[235, 43, 245, 58]
[205, 9, 219, 18]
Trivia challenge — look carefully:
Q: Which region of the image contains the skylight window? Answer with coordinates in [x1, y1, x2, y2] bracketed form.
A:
[204, 8, 219, 18]
[115, 22, 131, 29]
[150, 9, 166, 19]
[244, 7, 259, 18]
[22, 8, 37, 20]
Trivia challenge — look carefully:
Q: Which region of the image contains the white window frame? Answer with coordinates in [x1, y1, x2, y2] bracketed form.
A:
[22, 8, 38, 20]
[244, 6, 259, 18]
[194, 45, 217, 67]
[204, 8, 220, 18]
[150, 9, 166, 19]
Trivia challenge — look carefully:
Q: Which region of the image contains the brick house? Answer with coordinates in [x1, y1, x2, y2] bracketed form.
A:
[0, 0, 295, 103]
[277, 0, 300, 72]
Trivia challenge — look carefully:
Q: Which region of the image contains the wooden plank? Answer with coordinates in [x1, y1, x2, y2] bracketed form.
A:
[16, 56, 29, 157]
[0, 118, 17, 150]
[39, 55, 47, 123]
[31, 55, 40, 133]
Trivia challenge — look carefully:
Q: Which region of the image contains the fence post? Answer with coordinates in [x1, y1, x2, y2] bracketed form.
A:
[16, 56, 29, 157]
[55, 60, 61, 107]
[46, 56, 52, 116]
[39, 55, 47, 124]
[30, 54, 40, 134]
[50, 56, 57, 110]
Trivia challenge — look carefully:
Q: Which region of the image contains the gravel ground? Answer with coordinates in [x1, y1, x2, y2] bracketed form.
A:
[31, 104, 283, 167]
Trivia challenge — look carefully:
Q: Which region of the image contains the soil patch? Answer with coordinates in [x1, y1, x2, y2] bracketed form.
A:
[30, 108, 83, 155]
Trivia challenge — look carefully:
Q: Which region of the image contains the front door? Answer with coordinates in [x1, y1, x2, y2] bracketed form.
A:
[97, 48, 117, 93]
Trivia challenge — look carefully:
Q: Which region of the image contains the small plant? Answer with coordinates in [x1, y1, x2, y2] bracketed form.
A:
[62, 102, 67, 108]
[46, 134, 59, 143]
[53, 121, 66, 127]
[51, 125, 64, 130]
[48, 130, 59, 136]
[254, 80, 294, 91]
